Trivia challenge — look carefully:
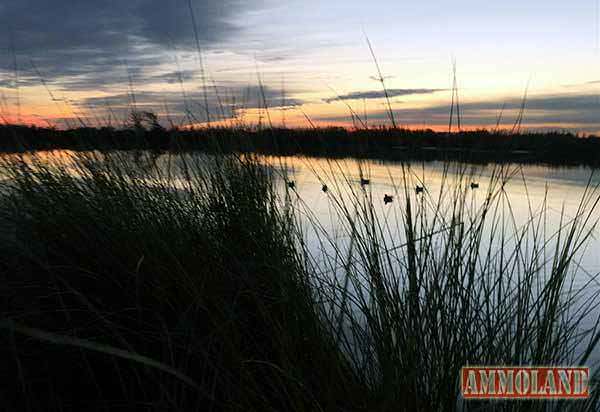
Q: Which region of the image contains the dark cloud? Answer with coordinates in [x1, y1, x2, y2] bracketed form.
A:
[323, 88, 446, 103]
[148, 70, 199, 85]
[315, 93, 600, 130]
[450, 93, 600, 114]
[0, 0, 260, 90]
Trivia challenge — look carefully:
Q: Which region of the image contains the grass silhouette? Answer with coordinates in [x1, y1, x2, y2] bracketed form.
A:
[1, 146, 600, 411]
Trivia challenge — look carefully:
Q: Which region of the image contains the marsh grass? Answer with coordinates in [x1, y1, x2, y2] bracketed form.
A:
[1, 148, 600, 411]
[298, 159, 600, 410]
[0, 151, 364, 411]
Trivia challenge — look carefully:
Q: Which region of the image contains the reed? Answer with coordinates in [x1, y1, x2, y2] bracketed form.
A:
[1, 148, 599, 411]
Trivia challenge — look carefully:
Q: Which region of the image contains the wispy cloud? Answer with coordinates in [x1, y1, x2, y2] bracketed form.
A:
[80, 84, 304, 124]
[323, 88, 446, 103]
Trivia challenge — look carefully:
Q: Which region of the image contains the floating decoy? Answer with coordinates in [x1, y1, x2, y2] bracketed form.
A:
[322, 184, 328, 193]
[470, 182, 479, 189]
[384, 194, 394, 205]
[287, 181, 295, 189]
[360, 178, 370, 186]
[415, 185, 424, 194]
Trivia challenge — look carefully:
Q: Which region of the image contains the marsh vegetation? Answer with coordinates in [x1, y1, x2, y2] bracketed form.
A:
[1, 147, 600, 411]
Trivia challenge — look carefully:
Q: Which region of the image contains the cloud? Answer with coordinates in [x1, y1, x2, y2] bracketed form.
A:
[148, 70, 199, 85]
[0, 76, 39, 89]
[79, 84, 304, 125]
[462, 93, 600, 113]
[0, 0, 261, 91]
[323, 88, 446, 103]
[315, 92, 600, 129]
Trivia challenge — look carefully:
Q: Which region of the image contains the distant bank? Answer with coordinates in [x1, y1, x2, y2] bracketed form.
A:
[1, 124, 600, 166]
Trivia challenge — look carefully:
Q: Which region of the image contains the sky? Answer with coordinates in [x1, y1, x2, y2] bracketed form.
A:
[1, 0, 600, 132]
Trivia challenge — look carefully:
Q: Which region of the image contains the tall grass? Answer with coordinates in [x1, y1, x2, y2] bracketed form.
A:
[300, 160, 600, 410]
[1, 149, 600, 411]
[0, 151, 363, 411]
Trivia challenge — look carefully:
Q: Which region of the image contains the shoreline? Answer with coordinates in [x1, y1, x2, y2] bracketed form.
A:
[2, 124, 600, 167]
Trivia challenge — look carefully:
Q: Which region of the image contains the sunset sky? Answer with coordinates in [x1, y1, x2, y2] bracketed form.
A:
[1, 0, 600, 132]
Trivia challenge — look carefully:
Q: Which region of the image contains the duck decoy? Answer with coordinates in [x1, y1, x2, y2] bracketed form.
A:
[415, 185, 424, 194]
[322, 184, 328, 193]
[470, 182, 479, 189]
[360, 178, 370, 186]
[383, 194, 394, 205]
[287, 181, 295, 189]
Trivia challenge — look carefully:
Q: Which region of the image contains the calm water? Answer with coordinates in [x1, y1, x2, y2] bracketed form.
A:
[266, 155, 600, 279]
